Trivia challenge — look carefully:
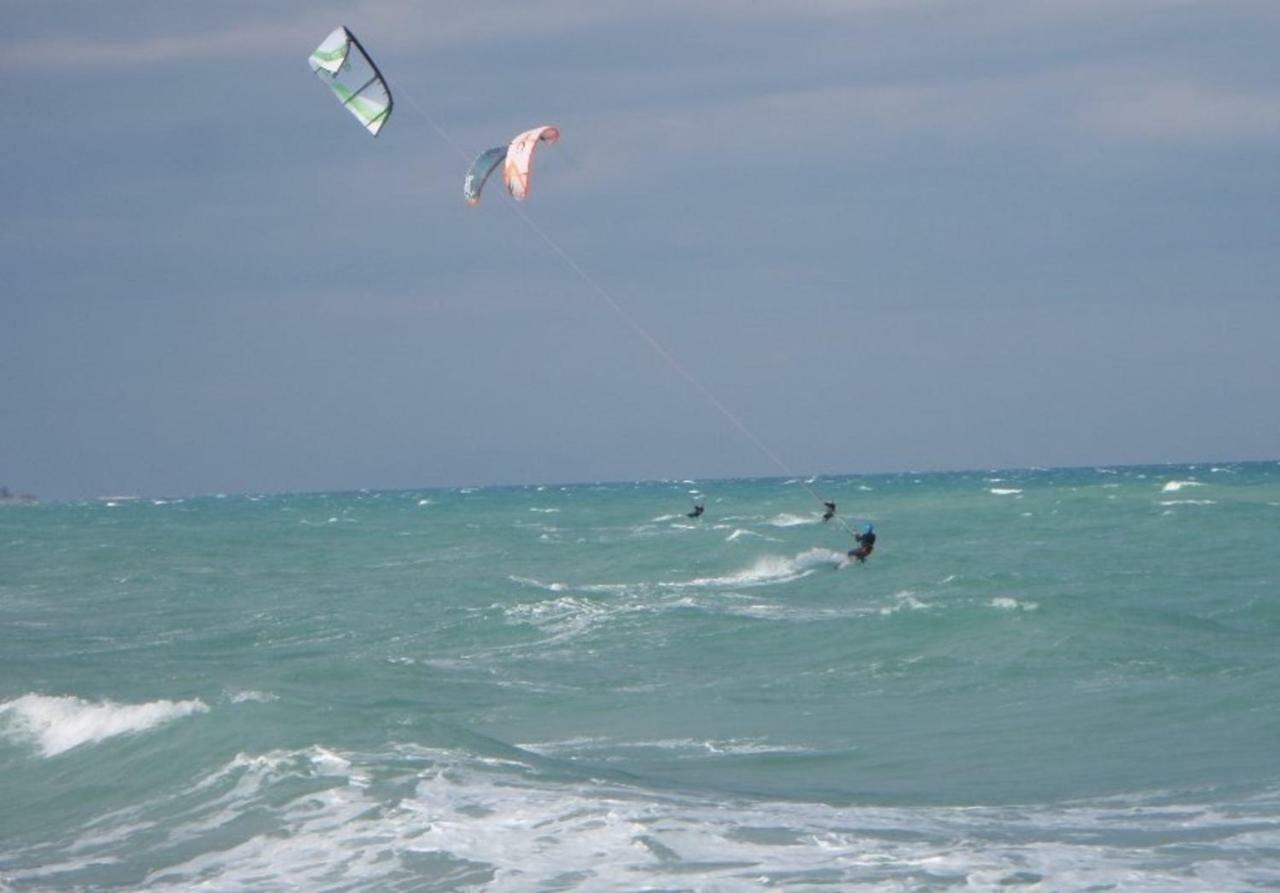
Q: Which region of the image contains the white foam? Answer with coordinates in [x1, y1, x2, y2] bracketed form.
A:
[523, 736, 813, 758]
[730, 602, 791, 620]
[14, 744, 1278, 892]
[309, 746, 352, 776]
[159, 750, 1280, 890]
[989, 488, 1023, 496]
[518, 736, 611, 754]
[990, 596, 1039, 611]
[501, 595, 624, 642]
[726, 528, 776, 543]
[508, 576, 569, 592]
[674, 548, 842, 588]
[1162, 480, 1204, 492]
[879, 591, 930, 615]
[767, 512, 816, 527]
[0, 694, 208, 757]
[1158, 499, 1217, 506]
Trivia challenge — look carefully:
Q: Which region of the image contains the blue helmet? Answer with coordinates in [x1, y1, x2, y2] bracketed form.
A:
[864, 523, 875, 534]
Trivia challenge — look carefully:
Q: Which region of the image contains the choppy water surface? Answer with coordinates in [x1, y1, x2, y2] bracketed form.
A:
[2, 463, 1279, 890]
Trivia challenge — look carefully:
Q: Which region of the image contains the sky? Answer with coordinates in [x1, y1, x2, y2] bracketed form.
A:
[2, 1, 1278, 501]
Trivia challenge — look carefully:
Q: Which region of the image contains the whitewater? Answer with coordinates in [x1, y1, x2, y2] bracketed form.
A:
[2, 462, 1279, 890]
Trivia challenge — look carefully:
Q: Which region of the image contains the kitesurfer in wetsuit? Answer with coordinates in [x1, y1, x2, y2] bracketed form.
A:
[848, 523, 876, 563]
[687, 504, 705, 518]
[822, 501, 837, 522]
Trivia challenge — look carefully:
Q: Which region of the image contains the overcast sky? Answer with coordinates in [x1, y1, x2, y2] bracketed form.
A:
[3, 1, 1278, 500]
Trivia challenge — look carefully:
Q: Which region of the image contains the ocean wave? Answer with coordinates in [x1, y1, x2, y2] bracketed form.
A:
[499, 595, 631, 643]
[766, 513, 817, 527]
[879, 591, 931, 615]
[0, 693, 208, 757]
[508, 575, 570, 592]
[669, 548, 843, 588]
[989, 488, 1023, 496]
[502, 549, 847, 639]
[725, 528, 777, 543]
[990, 596, 1039, 611]
[12, 744, 1277, 892]
[1162, 480, 1204, 492]
[503, 595, 607, 622]
[522, 736, 815, 759]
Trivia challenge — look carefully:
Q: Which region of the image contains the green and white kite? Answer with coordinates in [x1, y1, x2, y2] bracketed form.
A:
[308, 26, 392, 137]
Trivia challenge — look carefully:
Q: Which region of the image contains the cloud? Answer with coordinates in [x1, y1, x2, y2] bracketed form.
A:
[1, 19, 313, 69]
[0, 2, 647, 70]
[578, 66, 1280, 177]
[1081, 81, 1280, 143]
[566, 71, 1060, 178]
[0, 0, 1148, 71]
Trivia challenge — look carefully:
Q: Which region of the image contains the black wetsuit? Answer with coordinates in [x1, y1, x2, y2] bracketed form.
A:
[848, 530, 876, 562]
[688, 505, 704, 518]
[822, 502, 836, 522]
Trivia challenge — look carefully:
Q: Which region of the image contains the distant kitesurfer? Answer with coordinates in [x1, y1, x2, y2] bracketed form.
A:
[688, 504, 705, 518]
[848, 523, 876, 563]
[822, 501, 837, 522]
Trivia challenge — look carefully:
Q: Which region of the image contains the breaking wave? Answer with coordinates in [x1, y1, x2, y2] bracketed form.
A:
[0, 694, 208, 757]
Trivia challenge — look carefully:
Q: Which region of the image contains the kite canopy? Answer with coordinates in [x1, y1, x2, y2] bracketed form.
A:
[464, 146, 508, 206]
[308, 26, 392, 137]
[504, 125, 559, 201]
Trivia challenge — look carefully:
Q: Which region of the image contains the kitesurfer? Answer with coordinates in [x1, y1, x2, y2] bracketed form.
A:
[822, 501, 837, 522]
[687, 504, 705, 519]
[848, 523, 876, 563]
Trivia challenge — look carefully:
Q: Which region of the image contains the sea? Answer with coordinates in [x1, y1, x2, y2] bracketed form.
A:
[2, 462, 1279, 891]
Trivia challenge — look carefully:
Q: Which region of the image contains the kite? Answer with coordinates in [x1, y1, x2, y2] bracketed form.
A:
[504, 125, 559, 201]
[308, 26, 393, 137]
[464, 125, 560, 205]
[464, 146, 508, 206]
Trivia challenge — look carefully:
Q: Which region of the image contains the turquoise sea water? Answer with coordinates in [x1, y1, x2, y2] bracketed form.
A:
[2, 462, 1279, 890]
